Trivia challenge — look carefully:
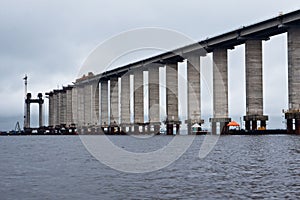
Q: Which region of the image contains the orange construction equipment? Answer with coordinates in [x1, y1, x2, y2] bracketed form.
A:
[227, 121, 240, 127]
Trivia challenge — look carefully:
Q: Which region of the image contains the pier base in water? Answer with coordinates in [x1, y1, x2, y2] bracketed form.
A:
[244, 115, 268, 131]
[285, 111, 300, 134]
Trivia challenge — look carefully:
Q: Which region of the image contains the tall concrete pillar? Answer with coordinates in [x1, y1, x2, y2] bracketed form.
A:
[148, 63, 161, 134]
[60, 90, 66, 125]
[57, 91, 61, 126]
[57, 91, 62, 125]
[53, 90, 58, 126]
[65, 86, 73, 126]
[134, 68, 144, 133]
[92, 82, 100, 127]
[77, 85, 85, 127]
[165, 62, 180, 135]
[100, 81, 109, 129]
[71, 86, 78, 127]
[47, 92, 54, 127]
[25, 93, 31, 128]
[186, 54, 204, 134]
[210, 48, 231, 134]
[110, 77, 119, 134]
[285, 27, 300, 134]
[84, 84, 92, 127]
[244, 40, 268, 130]
[121, 73, 130, 133]
[38, 93, 43, 127]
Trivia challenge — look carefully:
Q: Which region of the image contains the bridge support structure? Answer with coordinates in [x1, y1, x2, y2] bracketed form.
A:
[285, 27, 300, 134]
[110, 77, 120, 134]
[120, 73, 131, 134]
[186, 53, 204, 134]
[24, 93, 44, 130]
[100, 80, 109, 134]
[147, 64, 162, 134]
[133, 68, 146, 134]
[210, 48, 231, 134]
[244, 39, 268, 130]
[165, 62, 181, 135]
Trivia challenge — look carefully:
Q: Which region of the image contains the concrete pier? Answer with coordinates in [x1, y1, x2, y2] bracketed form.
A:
[61, 90, 67, 126]
[148, 64, 161, 134]
[65, 86, 73, 126]
[100, 81, 109, 133]
[244, 40, 268, 130]
[38, 93, 43, 127]
[210, 48, 231, 134]
[186, 54, 204, 134]
[47, 92, 54, 127]
[134, 68, 144, 133]
[286, 27, 300, 134]
[165, 62, 180, 135]
[93, 82, 99, 126]
[24, 93, 44, 130]
[77, 85, 85, 128]
[57, 91, 62, 125]
[110, 77, 119, 134]
[56, 90, 62, 126]
[83, 84, 91, 127]
[25, 93, 31, 128]
[71, 86, 78, 127]
[53, 90, 58, 126]
[121, 73, 130, 133]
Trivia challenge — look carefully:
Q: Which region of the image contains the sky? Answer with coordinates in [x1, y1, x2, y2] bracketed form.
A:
[0, 0, 299, 130]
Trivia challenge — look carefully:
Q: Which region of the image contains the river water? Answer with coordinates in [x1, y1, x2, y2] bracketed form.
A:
[0, 135, 299, 199]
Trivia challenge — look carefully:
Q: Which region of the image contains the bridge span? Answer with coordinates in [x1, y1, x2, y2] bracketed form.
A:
[46, 10, 300, 134]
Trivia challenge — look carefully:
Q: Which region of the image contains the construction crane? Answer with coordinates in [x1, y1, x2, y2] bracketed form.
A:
[23, 75, 27, 129]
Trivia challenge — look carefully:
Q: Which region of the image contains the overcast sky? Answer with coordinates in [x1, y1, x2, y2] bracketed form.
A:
[0, 0, 299, 130]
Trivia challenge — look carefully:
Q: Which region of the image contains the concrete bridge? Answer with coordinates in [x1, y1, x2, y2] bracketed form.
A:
[46, 10, 300, 134]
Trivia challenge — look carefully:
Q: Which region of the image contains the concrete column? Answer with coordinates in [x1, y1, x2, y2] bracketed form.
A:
[244, 40, 268, 130]
[77, 86, 85, 127]
[210, 48, 231, 134]
[48, 92, 54, 127]
[57, 91, 61, 126]
[148, 64, 160, 123]
[166, 63, 178, 121]
[134, 69, 144, 124]
[165, 62, 180, 135]
[92, 82, 99, 126]
[38, 93, 43, 127]
[148, 64, 161, 134]
[65, 87, 73, 126]
[187, 54, 204, 133]
[71, 86, 78, 127]
[53, 91, 58, 126]
[26, 103, 30, 128]
[288, 27, 300, 110]
[84, 84, 91, 126]
[60, 90, 66, 125]
[57, 91, 62, 125]
[110, 77, 119, 127]
[285, 27, 300, 134]
[100, 81, 109, 127]
[121, 73, 130, 132]
[25, 93, 31, 128]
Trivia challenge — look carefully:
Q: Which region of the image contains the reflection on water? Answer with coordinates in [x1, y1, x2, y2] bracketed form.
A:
[0, 135, 299, 199]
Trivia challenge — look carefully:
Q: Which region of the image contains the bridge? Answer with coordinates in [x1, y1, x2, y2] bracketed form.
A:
[45, 10, 300, 135]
